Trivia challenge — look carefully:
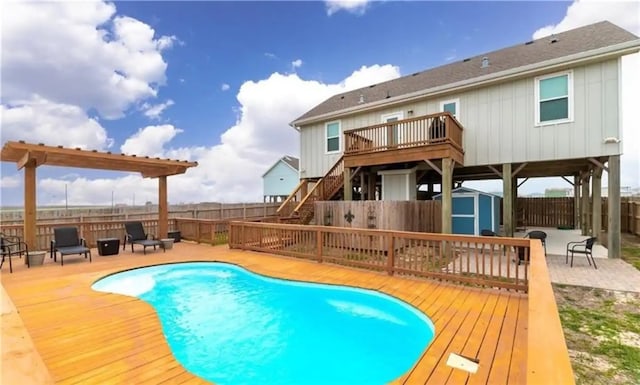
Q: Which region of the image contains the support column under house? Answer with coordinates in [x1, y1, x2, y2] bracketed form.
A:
[608, 155, 621, 258]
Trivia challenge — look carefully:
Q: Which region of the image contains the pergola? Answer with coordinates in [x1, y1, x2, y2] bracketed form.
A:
[0, 141, 198, 249]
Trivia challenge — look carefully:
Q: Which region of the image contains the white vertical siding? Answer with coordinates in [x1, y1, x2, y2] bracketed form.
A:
[299, 59, 621, 177]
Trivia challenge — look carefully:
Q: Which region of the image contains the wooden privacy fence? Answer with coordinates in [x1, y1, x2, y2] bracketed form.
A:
[0, 216, 283, 250]
[516, 198, 575, 228]
[315, 200, 441, 233]
[0, 202, 280, 224]
[229, 221, 532, 293]
[514, 197, 640, 235]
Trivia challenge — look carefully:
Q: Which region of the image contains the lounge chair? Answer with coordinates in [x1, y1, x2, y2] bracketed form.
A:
[1, 233, 29, 273]
[566, 237, 597, 269]
[123, 221, 163, 254]
[51, 227, 92, 266]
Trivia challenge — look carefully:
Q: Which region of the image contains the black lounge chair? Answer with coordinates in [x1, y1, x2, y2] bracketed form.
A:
[51, 227, 92, 266]
[1, 233, 29, 273]
[123, 221, 163, 254]
[566, 237, 597, 269]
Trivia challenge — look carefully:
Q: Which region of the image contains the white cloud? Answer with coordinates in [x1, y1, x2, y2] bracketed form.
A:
[35, 65, 401, 204]
[1, 96, 113, 150]
[141, 100, 175, 120]
[2, 0, 176, 119]
[1, 175, 21, 189]
[533, 0, 640, 38]
[120, 124, 184, 157]
[291, 59, 303, 69]
[221, 83, 231, 91]
[325, 0, 370, 16]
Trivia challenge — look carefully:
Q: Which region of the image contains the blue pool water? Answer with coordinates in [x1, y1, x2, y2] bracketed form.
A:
[92, 262, 435, 385]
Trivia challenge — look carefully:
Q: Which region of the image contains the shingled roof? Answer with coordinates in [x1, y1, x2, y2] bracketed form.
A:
[293, 21, 639, 125]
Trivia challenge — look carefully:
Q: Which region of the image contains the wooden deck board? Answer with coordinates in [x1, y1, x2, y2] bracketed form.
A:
[2, 242, 527, 384]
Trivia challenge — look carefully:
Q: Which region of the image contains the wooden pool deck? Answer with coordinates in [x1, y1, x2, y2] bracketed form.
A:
[2, 242, 527, 384]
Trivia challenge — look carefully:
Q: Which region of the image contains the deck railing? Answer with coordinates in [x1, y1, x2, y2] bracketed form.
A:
[229, 221, 530, 292]
[344, 112, 464, 156]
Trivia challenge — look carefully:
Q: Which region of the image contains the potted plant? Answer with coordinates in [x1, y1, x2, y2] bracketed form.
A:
[27, 250, 46, 267]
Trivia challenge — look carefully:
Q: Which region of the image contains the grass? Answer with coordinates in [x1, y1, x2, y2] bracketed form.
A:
[622, 245, 640, 271]
[554, 284, 640, 384]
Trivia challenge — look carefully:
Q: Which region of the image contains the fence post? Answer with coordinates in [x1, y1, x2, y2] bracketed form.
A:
[386, 232, 395, 276]
[196, 222, 201, 244]
[316, 228, 323, 263]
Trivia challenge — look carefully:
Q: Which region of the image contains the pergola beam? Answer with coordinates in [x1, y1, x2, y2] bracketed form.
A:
[1, 141, 197, 250]
[17, 151, 47, 170]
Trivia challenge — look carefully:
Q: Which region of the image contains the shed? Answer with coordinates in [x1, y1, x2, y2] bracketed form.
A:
[433, 187, 500, 235]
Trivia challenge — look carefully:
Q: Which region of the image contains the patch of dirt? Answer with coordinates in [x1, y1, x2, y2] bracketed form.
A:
[569, 350, 614, 371]
[554, 284, 640, 385]
[619, 331, 640, 349]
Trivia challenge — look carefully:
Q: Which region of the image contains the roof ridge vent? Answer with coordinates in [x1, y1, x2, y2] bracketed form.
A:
[525, 40, 534, 45]
[549, 35, 559, 44]
[481, 56, 489, 68]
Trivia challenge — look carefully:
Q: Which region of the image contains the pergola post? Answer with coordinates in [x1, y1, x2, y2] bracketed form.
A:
[24, 164, 37, 250]
[608, 155, 621, 258]
[360, 171, 366, 201]
[343, 167, 352, 201]
[441, 158, 453, 234]
[592, 168, 602, 239]
[503, 163, 513, 237]
[581, 171, 590, 236]
[158, 176, 168, 239]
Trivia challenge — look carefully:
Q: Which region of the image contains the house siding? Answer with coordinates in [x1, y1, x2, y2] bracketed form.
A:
[263, 161, 298, 197]
[299, 60, 621, 178]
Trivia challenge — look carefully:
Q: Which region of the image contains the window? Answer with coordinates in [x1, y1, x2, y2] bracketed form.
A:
[440, 99, 460, 120]
[535, 71, 573, 125]
[325, 121, 340, 153]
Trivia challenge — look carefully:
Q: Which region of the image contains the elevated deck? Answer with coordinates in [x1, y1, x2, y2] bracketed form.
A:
[343, 112, 465, 168]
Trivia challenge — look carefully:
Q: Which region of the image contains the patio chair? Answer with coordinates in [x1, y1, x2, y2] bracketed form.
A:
[123, 221, 163, 254]
[524, 230, 547, 255]
[480, 229, 498, 236]
[51, 227, 92, 266]
[1, 233, 29, 273]
[566, 237, 597, 269]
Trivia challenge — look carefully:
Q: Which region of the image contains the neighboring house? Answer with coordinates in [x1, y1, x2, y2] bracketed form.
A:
[262, 156, 299, 202]
[545, 188, 573, 198]
[285, 21, 639, 258]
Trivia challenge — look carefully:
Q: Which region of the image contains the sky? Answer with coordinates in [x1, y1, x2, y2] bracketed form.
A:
[1, 0, 639, 206]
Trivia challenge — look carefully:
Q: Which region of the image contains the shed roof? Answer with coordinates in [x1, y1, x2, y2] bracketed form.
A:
[293, 21, 639, 125]
[0, 141, 198, 177]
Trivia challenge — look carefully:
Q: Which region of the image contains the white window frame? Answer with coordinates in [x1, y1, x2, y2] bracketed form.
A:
[440, 98, 460, 121]
[534, 70, 574, 126]
[325, 120, 341, 154]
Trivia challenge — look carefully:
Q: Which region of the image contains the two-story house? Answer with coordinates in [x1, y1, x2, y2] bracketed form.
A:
[282, 21, 639, 258]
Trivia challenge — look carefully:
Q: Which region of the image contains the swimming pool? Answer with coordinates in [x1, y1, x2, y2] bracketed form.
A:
[92, 262, 435, 384]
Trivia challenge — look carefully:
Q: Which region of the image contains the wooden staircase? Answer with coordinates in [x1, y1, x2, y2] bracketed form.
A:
[282, 156, 345, 225]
